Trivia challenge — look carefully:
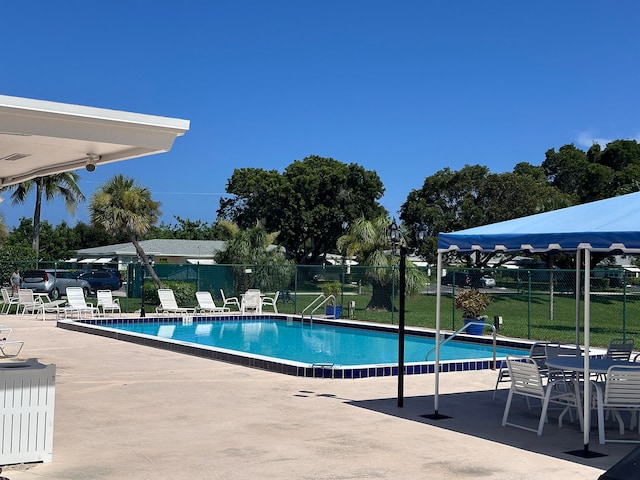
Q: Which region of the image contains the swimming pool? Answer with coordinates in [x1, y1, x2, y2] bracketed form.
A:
[58, 315, 529, 378]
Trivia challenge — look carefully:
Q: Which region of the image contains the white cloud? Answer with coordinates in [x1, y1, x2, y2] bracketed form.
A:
[576, 132, 613, 149]
[576, 131, 640, 149]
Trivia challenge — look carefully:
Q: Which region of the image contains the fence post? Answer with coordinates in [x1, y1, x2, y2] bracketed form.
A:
[527, 270, 532, 339]
[623, 269, 628, 338]
[294, 265, 298, 314]
[451, 281, 456, 332]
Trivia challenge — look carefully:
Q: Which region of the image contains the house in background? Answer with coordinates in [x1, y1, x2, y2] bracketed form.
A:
[74, 239, 225, 269]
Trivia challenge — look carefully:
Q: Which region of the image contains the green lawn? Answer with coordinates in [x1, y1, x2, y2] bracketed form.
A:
[273, 290, 640, 348]
[115, 288, 639, 349]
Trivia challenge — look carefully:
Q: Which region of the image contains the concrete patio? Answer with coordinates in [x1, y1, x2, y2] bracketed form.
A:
[0, 313, 636, 479]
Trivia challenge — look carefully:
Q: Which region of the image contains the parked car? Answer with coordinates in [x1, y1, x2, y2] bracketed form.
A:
[75, 269, 122, 292]
[479, 275, 496, 288]
[442, 270, 470, 287]
[20, 269, 92, 300]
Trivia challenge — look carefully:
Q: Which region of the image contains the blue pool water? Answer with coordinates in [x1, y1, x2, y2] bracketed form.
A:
[101, 319, 525, 366]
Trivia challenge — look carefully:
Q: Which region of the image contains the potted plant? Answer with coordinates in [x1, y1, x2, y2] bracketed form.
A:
[454, 289, 492, 335]
[322, 281, 342, 318]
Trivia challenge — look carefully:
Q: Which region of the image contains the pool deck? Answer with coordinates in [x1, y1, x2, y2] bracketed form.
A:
[0, 313, 636, 479]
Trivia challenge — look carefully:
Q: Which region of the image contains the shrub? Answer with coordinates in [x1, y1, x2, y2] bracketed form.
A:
[322, 281, 342, 298]
[143, 281, 197, 306]
[454, 289, 492, 318]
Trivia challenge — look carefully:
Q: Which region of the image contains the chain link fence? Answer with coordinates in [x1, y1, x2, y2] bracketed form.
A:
[2, 261, 638, 348]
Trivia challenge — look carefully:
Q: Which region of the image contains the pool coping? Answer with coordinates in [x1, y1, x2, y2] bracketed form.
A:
[56, 314, 533, 378]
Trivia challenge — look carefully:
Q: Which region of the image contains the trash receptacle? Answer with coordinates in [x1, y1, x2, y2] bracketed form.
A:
[0, 359, 56, 465]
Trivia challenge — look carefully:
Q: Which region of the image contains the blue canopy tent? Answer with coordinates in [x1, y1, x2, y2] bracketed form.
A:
[434, 191, 640, 453]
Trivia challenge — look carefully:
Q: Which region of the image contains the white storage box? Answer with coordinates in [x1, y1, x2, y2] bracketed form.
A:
[0, 359, 56, 465]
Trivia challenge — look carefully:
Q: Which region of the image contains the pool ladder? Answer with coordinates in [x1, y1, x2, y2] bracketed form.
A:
[424, 321, 497, 369]
[301, 294, 337, 325]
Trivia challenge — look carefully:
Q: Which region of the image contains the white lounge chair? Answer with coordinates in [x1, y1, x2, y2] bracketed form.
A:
[501, 355, 582, 435]
[61, 287, 99, 318]
[241, 289, 262, 314]
[196, 291, 230, 314]
[97, 290, 121, 315]
[0, 323, 24, 357]
[0, 339, 24, 358]
[156, 289, 196, 316]
[1, 287, 20, 315]
[261, 291, 279, 314]
[220, 289, 241, 311]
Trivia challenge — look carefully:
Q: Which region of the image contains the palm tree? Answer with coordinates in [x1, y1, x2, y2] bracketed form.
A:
[89, 174, 163, 287]
[2, 173, 85, 254]
[337, 216, 426, 311]
[215, 222, 293, 293]
[0, 199, 6, 241]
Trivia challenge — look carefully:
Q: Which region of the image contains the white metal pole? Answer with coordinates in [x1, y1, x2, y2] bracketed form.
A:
[583, 249, 591, 451]
[434, 252, 443, 414]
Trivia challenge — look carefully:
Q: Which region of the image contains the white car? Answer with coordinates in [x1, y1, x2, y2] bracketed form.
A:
[479, 275, 496, 288]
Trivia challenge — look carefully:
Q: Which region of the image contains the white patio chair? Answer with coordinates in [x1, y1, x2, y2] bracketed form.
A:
[17, 289, 45, 317]
[220, 289, 241, 311]
[494, 341, 556, 400]
[61, 287, 99, 318]
[196, 291, 230, 314]
[156, 289, 196, 316]
[1, 287, 20, 315]
[261, 291, 279, 314]
[606, 338, 635, 361]
[592, 365, 640, 444]
[241, 289, 262, 314]
[593, 338, 636, 382]
[97, 290, 121, 315]
[501, 355, 582, 435]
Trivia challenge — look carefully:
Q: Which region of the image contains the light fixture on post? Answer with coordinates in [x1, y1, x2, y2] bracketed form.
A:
[86, 153, 100, 172]
[388, 218, 428, 408]
[415, 223, 428, 244]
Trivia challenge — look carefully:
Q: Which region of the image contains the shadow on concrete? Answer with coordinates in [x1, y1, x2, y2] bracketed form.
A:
[345, 388, 640, 472]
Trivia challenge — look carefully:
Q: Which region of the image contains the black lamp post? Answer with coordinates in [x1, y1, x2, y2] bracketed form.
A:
[138, 258, 146, 318]
[388, 219, 428, 408]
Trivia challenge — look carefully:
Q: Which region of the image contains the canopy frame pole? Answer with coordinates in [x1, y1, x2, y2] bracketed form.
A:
[434, 252, 442, 414]
[423, 252, 450, 420]
[583, 249, 592, 451]
[575, 249, 582, 349]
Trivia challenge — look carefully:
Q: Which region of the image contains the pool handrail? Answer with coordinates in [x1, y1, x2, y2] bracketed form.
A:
[302, 294, 336, 324]
[425, 322, 497, 369]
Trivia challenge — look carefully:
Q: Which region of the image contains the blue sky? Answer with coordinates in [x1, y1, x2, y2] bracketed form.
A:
[2, 1, 640, 229]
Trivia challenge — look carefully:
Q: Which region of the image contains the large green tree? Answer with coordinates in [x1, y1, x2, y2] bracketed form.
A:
[1, 172, 85, 254]
[218, 155, 386, 263]
[400, 164, 574, 266]
[337, 216, 426, 311]
[89, 175, 163, 287]
[543, 140, 640, 203]
[147, 216, 221, 240]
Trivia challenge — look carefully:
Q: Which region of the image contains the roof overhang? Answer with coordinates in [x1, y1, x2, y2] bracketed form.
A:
[0, 95, 190, 186]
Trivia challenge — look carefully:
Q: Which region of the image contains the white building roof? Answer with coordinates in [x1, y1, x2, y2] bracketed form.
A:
[77, 239, 226, 260]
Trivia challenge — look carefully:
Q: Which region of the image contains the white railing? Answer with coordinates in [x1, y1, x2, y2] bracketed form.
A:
[425, 321, 497, 369]
[301, 294, 336, 324]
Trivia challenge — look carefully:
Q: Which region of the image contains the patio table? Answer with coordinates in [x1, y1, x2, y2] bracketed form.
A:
[546, 356, 640, 445]
[546, 357, 638, 374]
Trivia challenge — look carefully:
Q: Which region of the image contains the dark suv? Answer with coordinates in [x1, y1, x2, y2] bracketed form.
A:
[75, 269, 122, 292]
